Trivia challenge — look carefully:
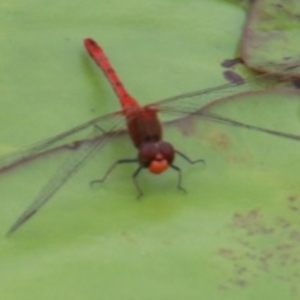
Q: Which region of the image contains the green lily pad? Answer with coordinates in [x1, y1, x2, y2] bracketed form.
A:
[1, 1, 300, 300]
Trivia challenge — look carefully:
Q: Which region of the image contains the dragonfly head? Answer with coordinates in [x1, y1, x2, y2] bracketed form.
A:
[138, 141, 175, 174]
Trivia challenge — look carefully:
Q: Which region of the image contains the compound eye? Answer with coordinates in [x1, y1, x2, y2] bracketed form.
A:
[138, 143, 157, 167]
[159, 142, 175, 164]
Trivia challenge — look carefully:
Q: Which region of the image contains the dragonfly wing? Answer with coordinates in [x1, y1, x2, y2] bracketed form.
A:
[190, 110, 300, 141]
[146, 71, 300, 141]
[147, 71, 295, 115]
[0, 111, 125, 174]
[6, 129, 124, 236]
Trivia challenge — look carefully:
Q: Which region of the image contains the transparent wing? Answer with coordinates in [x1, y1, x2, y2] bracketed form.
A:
[148, 71, 296, 113]
[147, 71, 300, 141]
[0, 110, 125, 174]
[5, 112, 126, 236]
[6, 135, 116, 236]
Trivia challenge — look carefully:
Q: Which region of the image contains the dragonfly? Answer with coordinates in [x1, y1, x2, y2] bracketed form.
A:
[2, 38, 300, 236]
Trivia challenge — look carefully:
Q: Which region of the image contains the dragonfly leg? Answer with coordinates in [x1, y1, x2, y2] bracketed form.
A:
[170, 164, 186, 193]
[132, 166, 144, 199]
[90, 158, 138, 186]
[175, 150, 205, 165]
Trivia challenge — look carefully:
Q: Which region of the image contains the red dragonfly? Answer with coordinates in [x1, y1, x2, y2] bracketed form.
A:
[2, 38, 300, 236]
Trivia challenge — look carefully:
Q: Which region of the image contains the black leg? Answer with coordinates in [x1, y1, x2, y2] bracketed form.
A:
[175, 150, 205, 165]
[170, 164, 186, 193]
[132, 166, 144, 199]
[90, 158, 138, 186]
[171, 150, 204, 194]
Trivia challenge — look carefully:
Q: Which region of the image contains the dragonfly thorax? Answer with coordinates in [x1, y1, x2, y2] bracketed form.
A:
[138, 141, 175, 174]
